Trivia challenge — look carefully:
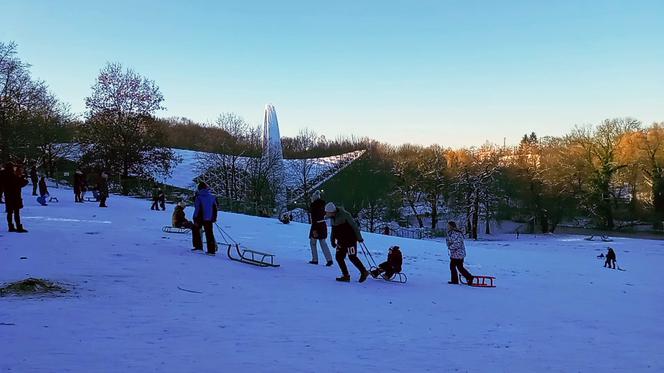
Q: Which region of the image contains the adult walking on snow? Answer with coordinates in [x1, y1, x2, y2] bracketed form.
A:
[308, 190, 333, 266]
[326, 202, 369, 283]
[30, 165, 38, 196]
[446, 221, 473, 285]
[192, 182, 218, 255]
[73, 169, 84, 203]
[2, 162, 29, 233]
[98, 172, 109, 208]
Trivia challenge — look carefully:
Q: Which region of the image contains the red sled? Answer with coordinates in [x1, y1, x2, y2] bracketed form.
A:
[460, 275, 496, 288]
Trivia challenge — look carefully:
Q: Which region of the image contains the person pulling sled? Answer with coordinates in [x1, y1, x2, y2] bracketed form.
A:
[191, 182, 218, 255]
[326, 202, 369, 283]
[446, 221, 473, 285]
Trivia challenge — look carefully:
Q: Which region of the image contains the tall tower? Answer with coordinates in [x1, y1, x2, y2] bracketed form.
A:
[262, 104, 286, 214]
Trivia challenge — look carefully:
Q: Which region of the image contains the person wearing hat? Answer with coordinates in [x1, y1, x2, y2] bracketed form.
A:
[325, 202, 369, 283]
[446, 221, 474, 285]
[308, 190, 333, 266]
[191, 182, 218, 255]
[172, 202, 194, 229]
[98, 172, 109, 208]
[2, 161, 29, 233]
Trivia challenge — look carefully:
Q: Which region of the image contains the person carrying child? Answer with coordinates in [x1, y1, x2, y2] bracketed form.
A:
[370, 246, 403, 279]
[604, 247, 616, 269]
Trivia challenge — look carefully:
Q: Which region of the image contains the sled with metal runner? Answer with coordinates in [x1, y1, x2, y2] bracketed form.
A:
[162, 226, 191, 234]
[360, 243, 407, 284]
[215, 224, 280, 268]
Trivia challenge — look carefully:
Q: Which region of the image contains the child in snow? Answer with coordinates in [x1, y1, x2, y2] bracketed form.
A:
[370, 246, 403, 279]
[446, 221, 474, 285]
[172, 202, 194, 229]
[604, 248, 616, 269]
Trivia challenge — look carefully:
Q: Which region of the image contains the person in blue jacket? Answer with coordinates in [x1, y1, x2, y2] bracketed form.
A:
[192, 182, 218, 255]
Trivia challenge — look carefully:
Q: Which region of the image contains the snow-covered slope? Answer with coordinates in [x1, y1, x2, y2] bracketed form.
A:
[161, 148, 365, 190]
[1, 186, 663, 372]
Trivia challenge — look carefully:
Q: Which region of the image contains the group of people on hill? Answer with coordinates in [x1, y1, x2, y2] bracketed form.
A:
[72, 169, 109, 207]
[168, 184, 475, 284]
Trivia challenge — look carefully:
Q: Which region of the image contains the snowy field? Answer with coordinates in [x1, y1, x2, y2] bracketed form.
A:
[1, 186, 663, 372]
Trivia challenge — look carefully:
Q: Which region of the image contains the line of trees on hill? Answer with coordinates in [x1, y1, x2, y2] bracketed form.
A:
[3, 40, 664, 233]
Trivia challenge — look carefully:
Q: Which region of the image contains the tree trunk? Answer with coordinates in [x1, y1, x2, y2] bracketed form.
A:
[471, 197, 479, 240]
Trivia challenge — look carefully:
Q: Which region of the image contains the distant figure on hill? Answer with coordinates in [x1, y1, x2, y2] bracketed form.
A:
[2, 161, 29, 233]
[172, 202, 194, 229]
[446, 221, 474, 285]
[151, 188, 166, 211]
[37, 175, 49, 206]
[30, 165, 38, 196]
[371, 246, 403, 279]
[73, 170, 85, 203]
[279, 212, 292, 224]
[604, 248, 616, 269]
[326, 202, 369, 283]
[191, 182, 218, 255]
[308, 190, 333, 266]
[98, 172, 109, 207]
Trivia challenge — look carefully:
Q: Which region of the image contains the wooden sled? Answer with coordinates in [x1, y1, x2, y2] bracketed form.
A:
[162, 226, 190, 234]
[460, 275, 496, 288]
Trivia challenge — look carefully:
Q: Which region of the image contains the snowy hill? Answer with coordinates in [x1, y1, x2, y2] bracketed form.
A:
[1, 186, 663, 372]
[160, 148, 365, 191]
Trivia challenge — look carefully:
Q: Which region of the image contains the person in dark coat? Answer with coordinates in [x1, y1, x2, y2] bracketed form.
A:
[172, 202, 194, 229]
[98, 172, 109, 208]
[30, 165, 38, 196]
[37, 175, 49, 206]
[191, 182, 218, 255]
[308, 190, 333, 266]
[446, 221, 474, 285]
[151, 188, 166, 211]
[370, 246, 403, 279]
[326, 202, 369, 283]
[2, 162, 29, 232]
[604, 247, 616, 269]
[73, 170, 84, 203]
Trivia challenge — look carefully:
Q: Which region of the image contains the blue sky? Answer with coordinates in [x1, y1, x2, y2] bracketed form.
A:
[2, 0, 663, 147]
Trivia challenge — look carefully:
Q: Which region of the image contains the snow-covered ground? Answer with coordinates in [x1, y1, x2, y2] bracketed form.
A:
[1, 186, 663, 372]
[160, 148, 365, 190]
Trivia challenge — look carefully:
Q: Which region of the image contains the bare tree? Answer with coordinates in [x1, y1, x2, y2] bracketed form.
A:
[79, 62, 178, 194]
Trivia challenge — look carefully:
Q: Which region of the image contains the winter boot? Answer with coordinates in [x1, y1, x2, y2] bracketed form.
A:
[309, 260, 318, 265]
[191, 248, 203, 252]
[336, 275, 350, 282]
[326, 260, 334, 267]
[359, 271, 370, 283]
[8, 224, 16, 232]
[16, 225, 28, 233]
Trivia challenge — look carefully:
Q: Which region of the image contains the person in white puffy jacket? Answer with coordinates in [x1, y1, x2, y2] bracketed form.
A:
[446, 221, 474, 285]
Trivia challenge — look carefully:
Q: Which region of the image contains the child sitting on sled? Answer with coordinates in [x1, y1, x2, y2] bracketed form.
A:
[172, 202, 194, 229]
[370, 246, 403, 279]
